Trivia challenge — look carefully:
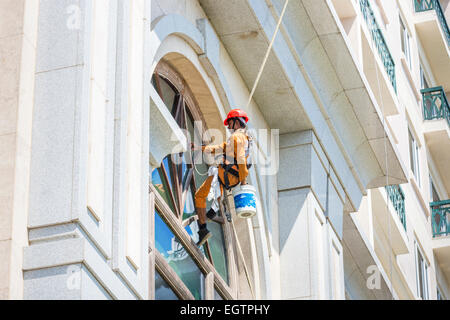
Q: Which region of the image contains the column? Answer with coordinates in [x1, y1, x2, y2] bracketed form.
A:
[0, 0, 39, 299]
[277, 130, 346, 299]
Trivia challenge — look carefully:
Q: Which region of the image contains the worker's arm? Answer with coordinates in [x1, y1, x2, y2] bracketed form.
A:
[191, 142, 225, 153]
[202, 141, 226, 154]
[234, 134, 249, 184]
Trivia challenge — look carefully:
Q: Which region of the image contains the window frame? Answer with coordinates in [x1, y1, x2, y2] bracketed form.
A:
[400, 15, 412, 70]
[419, 64, 430, 90]
[429, 174, 440, 203]
[408, 127, 421, 186]
[414, 240, 430, 300]
[149, 60, 237, 300]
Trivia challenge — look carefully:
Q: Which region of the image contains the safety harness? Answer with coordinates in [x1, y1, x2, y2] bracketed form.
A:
[219, 131, 252, 191]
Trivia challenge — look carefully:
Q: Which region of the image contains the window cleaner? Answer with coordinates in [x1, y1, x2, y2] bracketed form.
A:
[191, 0, 290, 248]
[191, 108, 253, 246]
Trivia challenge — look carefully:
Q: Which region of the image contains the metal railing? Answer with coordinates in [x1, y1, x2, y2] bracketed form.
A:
[359, 0, 397, 93]
[414, 0, 435, 11]
[385, 185, 407, 231]
[414, 0, 450, 46]
[430, 200, 450, 237]
[421, 86, 450, 127]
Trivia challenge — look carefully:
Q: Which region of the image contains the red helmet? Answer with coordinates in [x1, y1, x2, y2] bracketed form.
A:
[224, 108, 249, 126]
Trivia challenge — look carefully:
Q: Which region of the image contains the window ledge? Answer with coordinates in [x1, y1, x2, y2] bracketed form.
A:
[400, 55, 421, 102]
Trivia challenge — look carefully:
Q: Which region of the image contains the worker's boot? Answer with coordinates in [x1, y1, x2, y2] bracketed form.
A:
[197, 226, 212, 246]
[196, 207, 212, 246]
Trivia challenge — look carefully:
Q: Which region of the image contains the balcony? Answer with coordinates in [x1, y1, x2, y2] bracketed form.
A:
[421, 87, 450, 194]
[430, 200, 450, 283]
[414, 0, 450, 91]
[359, 0, 400, 116]
[360, 0, 396, 92]
[431, 200, 450, 238]
[415, 0, 450, 45]
[422, 86, 450, 126]
[371, 186, 409, 255]
[385, 185, 407, 231]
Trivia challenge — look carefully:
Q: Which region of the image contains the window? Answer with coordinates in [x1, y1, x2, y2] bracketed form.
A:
[409, 128, 421, 186]
[420, 65, 429, 90]
[150, 61, 233, 300]
[400, 16, 412, 70]
[415, 241, 429, 300]
[155, 211, 205, 299]
[429, 175, 440, 202]
[155, 270, 180, 300]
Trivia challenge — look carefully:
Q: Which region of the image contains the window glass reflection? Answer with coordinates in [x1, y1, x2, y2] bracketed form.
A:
[214, 289, 224, 300]
[155, 211, 204, 300]
[151, 168, 176, 213]
[155, 270, 179, 300]
[208, 222, 229, 284]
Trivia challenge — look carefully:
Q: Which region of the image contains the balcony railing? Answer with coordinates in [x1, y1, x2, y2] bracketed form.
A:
[421, 86, 450, 127]
[431, 200, 450, 237]
[414, 0, 450, 46]
[415, 0, 435, 11]
[385, 185, 406, 231]
[359, 0, 397, 93]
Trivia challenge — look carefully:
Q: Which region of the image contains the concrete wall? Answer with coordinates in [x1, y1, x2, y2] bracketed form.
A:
[277, 130, 346, 299]
[23, 0, 150, 299]
[0, 0, 38, 299]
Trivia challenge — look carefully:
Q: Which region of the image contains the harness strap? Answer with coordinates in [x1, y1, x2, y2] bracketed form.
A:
[220, 163, 240, 190]
[220, 131, 252, 190]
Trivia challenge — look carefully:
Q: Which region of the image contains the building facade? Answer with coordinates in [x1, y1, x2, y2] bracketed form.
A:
[0, 0, 448, 299]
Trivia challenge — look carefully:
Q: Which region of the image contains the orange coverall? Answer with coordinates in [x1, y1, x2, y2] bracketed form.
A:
[194, 129, 249, 209]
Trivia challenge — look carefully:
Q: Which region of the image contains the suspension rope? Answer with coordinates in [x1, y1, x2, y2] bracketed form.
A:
[191, 0, 288, 298]
[233, 0, 289, 299]
[215, 0, 290, 299]
[230, 205, 256, 299]
[245, 0, 290, 109]
[368, 14, 394, 299]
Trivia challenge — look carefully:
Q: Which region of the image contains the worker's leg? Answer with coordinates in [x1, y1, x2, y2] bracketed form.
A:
[194, 175, 214, 225]
[205, 179, 224, 220]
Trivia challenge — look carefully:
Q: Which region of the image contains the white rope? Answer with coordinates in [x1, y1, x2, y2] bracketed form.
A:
[367, 10, 394, 299]
[232, 0, 289, 298]
[191, 149, 209, 176]
[231, 216, 256, 299]
[227, 0, 289, 299]
[198, 0, 290, 299]
[197, 0, 288, 173]
[245, 0, 290, 109]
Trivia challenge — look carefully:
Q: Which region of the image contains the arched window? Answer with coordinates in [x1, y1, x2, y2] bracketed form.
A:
[150, 61, 233, 300]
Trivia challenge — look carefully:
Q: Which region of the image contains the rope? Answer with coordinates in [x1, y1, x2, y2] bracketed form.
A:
[198, 0, 290, 299]
[226, 0, 289, 299]
[191, 149, 209, 176]
[231, 217, 256, 299]
[230, 0, 289, 298]
[224, 190, 256, 299]
[368, 13, 394, 299]
[245, 0, 290, 109]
